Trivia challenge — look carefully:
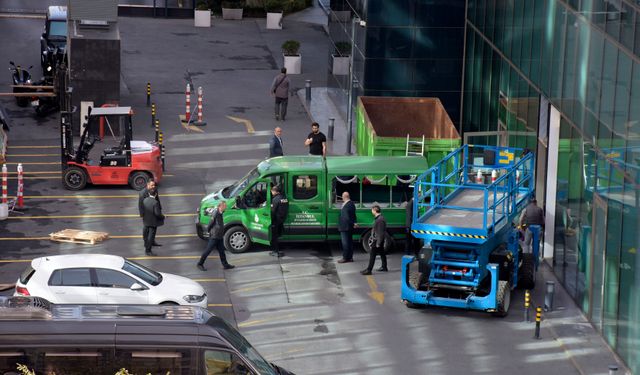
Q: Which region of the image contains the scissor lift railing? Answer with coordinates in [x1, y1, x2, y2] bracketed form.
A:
[411, 144, 534, 245]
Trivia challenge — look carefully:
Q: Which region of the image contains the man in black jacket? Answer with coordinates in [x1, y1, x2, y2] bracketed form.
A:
[142, 189, 164, 256]
[270, 185, 289, 257]
[197, 202, 234, 271]
[337, 192, 357, 263]
[139, 180, 162, 247]
[361, 205, 388, 275]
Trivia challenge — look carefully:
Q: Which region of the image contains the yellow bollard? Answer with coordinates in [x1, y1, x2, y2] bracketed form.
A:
[534, 306, 542, 339]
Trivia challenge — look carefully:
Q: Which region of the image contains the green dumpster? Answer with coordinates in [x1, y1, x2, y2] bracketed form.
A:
[355, 97, 460, 166]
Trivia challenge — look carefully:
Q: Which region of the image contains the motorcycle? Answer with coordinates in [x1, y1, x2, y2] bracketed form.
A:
[9, 61, 33, 107]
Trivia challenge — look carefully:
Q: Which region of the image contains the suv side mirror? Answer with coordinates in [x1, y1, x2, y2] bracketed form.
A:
[42, 32, 47, 38]
[130, 283, 145, 291]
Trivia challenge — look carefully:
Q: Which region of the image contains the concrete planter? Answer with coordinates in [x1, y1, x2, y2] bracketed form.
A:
[222, 8, 243, 20]
[266, 11, 283, 29]
[194, 9, 211, 27]
[283, 54, 301, 74]
[332, 55, 350, 75]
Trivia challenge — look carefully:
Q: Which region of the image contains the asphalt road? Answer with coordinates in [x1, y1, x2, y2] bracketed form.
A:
[0, 10, 628, 375]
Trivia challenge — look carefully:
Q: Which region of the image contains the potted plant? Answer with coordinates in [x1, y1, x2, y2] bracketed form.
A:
[194, 0, 212, 27]
[332, 41, 351, 75]
[282, 39, 301, 74]
[265, 0, 283, 29]
[222, 0, 245, 20]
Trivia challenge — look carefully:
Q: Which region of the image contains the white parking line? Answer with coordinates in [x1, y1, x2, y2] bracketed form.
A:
[169, 130, 272, 142]
[167, 143, 269, 156]
[175, 159, 263, 169]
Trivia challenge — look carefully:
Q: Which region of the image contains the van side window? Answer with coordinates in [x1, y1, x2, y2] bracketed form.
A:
[49, 268, 92, 287]
[293, 175, 317, 200]
[205, 350, 254, 375]
[332, 176, 360, 208]
[361, 176, 391, 208]
[392, 175, 415, 207]
[243, 181, 268, 208]
[267, 174, 285, 195]
[95, 268, 137, 288]
[116, 349, 192, 375]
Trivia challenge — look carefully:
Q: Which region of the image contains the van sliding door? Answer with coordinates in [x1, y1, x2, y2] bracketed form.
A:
[284, 173, 326, 240]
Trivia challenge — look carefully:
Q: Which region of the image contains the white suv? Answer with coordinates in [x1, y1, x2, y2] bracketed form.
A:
[14, 254, 207, 308]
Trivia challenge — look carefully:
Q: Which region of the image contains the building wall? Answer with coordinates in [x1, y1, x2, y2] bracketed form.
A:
[327, 0, 465, 125]
[463, 0, 640, 372]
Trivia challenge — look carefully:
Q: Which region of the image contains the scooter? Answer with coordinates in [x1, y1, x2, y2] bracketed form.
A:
[9, 61, 33, 107]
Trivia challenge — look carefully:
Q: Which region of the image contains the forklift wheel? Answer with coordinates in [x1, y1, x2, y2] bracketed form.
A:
[129, 171, 151, 191]
[63, 167, 88, 190]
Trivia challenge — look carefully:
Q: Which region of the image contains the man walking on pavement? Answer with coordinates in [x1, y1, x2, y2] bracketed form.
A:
[304, 122, 327, 157]
[269, 127, 284, 157]
[142, 188, 164, 256]
[337, 192, 357, 263]
[139, 180, 162, 247]
[197, 202, 235, 271]
[270, 185, 289, 257]
[361, 205, 388, 275]
[271, 67, 290, 121]
[519, 197, 545, 253]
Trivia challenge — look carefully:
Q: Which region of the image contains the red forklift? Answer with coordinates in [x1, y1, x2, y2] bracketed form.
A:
[60, 106, 163, 190]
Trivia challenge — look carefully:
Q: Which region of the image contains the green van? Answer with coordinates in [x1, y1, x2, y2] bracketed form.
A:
[196, 156, 428, 253]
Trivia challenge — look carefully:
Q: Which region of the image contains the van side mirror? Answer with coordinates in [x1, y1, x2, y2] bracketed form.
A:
[130, 283, 145, 291]
[42, 32, 47, 38]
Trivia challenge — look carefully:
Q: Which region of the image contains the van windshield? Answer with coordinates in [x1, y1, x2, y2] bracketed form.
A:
[222, 168, 260, 198]
[49, 21, 67, 38]
[208, 317, 277, 375]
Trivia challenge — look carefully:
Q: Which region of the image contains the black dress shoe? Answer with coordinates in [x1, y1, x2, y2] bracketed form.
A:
[270, 251, 284, 257]
[360, 269, 372, 275]
[337, 258, 353, 263]
[223, 264, 235, 270]
[376, 267, 388, 272]
[145, 251, 156, 256]
[197, 264, 207, 271]
[152, 242, 162, 247]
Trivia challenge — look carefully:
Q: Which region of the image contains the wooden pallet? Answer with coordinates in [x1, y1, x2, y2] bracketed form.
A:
[49, 229, 109, 245]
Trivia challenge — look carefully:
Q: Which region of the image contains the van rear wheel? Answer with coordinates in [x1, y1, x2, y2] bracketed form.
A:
[224, 226, 251, 254]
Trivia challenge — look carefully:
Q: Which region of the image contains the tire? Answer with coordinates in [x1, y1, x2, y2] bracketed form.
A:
[495, 280, 511, 317]
[518, 253, 536, 290]
[223, 226, 252, 254]
[129, 171, 151, 191]
[160, 301, 179, 306]
[62, 166, 88, 190]
[361, 230, 394, 254]
[196, 224, 207, 240]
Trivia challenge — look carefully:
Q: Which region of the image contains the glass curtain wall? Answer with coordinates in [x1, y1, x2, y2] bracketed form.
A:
[464, 0, 640, 372]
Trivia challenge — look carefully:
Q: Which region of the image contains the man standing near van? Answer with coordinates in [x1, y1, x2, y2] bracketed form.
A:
[198, 202, 235, 271]
[361, 205, 388, 275]
[271, 67, 290, 121]
[269, 127, 284, 157]
[139, 180, 161, 247]
[338, 192, 357, 263]
[304, 122, 327, 157]
[142, 189, 164, 256]
[270, 185, 289, 257]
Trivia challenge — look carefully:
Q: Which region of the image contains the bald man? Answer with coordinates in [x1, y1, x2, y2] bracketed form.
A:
[269, 127, 284, 157]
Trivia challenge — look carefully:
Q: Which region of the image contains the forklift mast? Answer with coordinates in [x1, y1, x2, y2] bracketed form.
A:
[60, 110, 74, 167]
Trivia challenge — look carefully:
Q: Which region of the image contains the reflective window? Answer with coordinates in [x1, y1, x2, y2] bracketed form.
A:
[204, 350, 254, 375]
[49, 268, 92, 287]
[95, 268, 137, 288]
[293, 175, 318, 200]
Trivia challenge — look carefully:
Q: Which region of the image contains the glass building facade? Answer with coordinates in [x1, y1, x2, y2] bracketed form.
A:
[327, 0, 466, 124]
[463, 1, 640, 372]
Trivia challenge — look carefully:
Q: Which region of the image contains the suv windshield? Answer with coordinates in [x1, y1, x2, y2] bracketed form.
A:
[222, 168, 260, 199]
[48, 21, 67, 38]
[207, 317, 277, 375]
[122, 260, 162, 286]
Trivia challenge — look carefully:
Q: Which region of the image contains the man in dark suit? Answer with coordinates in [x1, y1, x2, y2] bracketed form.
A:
[270, 185, 289, 257]
[337, 192, 357, 263]
[269, 127, 284, 157]
[361, 205, 388, 275]
[142, 189, 164, 256]
[197, 201, 235, 271]
[139, 180, 162, 247]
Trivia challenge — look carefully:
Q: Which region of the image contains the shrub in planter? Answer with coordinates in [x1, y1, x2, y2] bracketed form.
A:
[222, 0, 245, 19]
[282, 40, 301, 74]
[195, 0, 212, 27]
[332, 41, 351, 75]
[334, 41, 351, 57]
[282, 40, 300, 56]
[264, 0, 283, 12]
[196, 0, 210, 10]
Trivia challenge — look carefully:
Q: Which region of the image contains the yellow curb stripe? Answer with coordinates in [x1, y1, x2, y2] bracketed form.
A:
[193, 278, 225, 282]
[6, 154, 58, 157]
[231, 280, 282, 294]
[208, 303, 232, 307]
[3, 162, 60, 165]
[0, 234, 198, 241]
[238, 313, 296, 328]
[7, 145, 58, 149]
[7, 213, 196, 219]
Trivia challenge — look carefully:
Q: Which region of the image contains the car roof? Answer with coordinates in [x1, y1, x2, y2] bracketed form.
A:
[32, 254, 125, 272]
[47, 6, 67, 21]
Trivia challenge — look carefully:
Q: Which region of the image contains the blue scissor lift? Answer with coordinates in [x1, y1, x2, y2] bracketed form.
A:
[401, 145, 539, 316]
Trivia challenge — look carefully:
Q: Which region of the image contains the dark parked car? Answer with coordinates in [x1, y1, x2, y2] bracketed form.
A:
[40, 5, 67, 76]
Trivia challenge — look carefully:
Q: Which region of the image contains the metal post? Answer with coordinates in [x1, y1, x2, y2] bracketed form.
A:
[158, 131, 165, 171]
[346, 16, 359, 155]
[305, 80, 311, 102]
[534, 306, 542, 339]
[608, 365, 619, 375]
[524, 290, 530, 322]
[154, 119, 159, 143]
[544, 281, 555, 312]
[151, 102, 156, 128]
[328, 118, 335, 141]
[146, 82, 151, 107]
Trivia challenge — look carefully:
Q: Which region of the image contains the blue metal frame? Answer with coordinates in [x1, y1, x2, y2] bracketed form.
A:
[411, 144, 534, 245]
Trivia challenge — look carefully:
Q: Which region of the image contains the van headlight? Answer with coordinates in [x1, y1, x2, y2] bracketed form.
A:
[183, 294, 206, 303]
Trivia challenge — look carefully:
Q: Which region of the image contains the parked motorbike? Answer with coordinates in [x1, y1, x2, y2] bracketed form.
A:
[9, 61, 33, 107]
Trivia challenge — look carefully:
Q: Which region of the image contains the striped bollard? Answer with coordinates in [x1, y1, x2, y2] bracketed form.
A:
[1, 164, 7, 204]
[185, 83, 191, 122]
[475, 169, 483, 184]
[155, 119, 160, 143]
[158, 131, 165, 171]
[151, 102, 156, 128]
[146, 82, 151, 107]
[534, 306, 542, 339]
[491, 169, 497, 183]
[193, 86, 207, 126]
[524, 290, 530, 322]
[516, 170, 521, 184]
[16, 163, 24, 209]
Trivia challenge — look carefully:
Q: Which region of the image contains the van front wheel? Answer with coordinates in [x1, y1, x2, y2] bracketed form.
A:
[224, 226, 251, 254]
